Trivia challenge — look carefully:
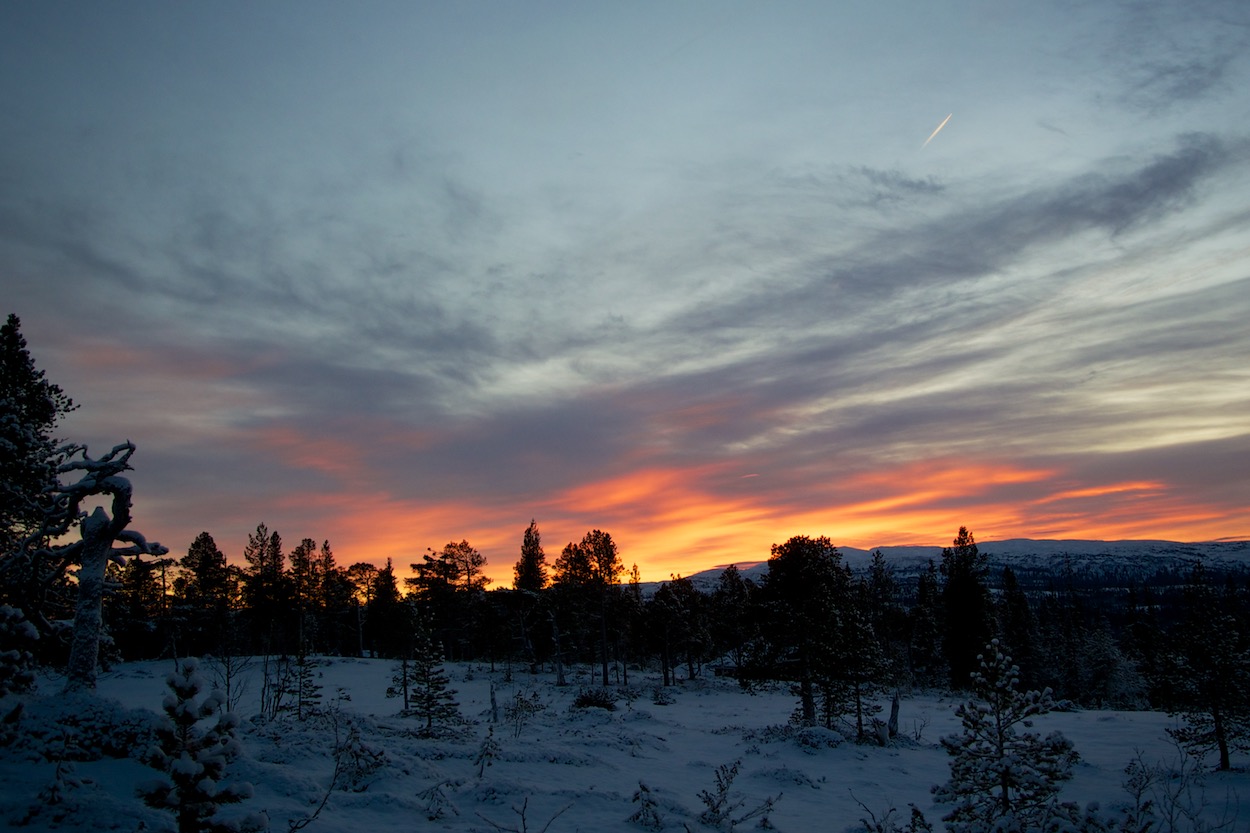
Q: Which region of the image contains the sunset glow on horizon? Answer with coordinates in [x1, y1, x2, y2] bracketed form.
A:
[4, 2, 1248, 580]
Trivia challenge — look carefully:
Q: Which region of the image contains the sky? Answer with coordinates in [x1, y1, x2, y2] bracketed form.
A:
[3, 0, 1249, 585]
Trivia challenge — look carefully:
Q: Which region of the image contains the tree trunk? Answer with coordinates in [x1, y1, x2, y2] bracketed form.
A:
[599, 592, 610, 687]
[64, 508, 115, 692]
[799, 652, 816, 726]
[549, 612, 566, 686]
[854, 680, 864, 739]
[1214, 704, 1231, 771]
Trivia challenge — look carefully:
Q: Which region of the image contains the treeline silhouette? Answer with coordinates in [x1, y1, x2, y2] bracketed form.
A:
[61, 520, 1248, 763]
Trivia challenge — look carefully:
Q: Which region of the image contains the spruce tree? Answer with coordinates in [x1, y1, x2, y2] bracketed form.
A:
[0, 313, 76, 564]
[933, 640, 1078, 832]
[939, 527, 994, 689]
[140, 658, 256, 833]
[513, 520, 548, 592]
[407, 610, 460, 736]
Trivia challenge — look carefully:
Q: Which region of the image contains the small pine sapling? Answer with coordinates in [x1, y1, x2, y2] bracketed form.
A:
[290, 651, 323, 720]
[475, 726, 501, 778]
[19, 730, 84, 826]
[407, 613, 460, 735]
[417, 780, 460, 821]
[139, 658, 257, 833]
[932, 640, 1078, 833]
[628, 781, 664, 830]
[337, 720, 388, 792]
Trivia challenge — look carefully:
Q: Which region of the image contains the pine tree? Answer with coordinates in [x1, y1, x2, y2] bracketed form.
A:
[513, 520, 548, 592]
[709, 564, 755, 674]
[140, 657, 256, 833]
[1155, 567, 1250, 770]
[406, 610, 460, 736]
[933, 640, 1078, 832]
[290, 651, 323, 720]
[939, 527, 994, 690]
[997, 566, 1038, 690]
[0, 313, 76, 566]
[242, 523, 289, 650]
[908, 561, 946, 688]
[753, 535, 851, 727]
[289, 537, 319, 651]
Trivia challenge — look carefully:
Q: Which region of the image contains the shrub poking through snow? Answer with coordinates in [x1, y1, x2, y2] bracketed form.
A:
[139, 657, 258, 833]
[572, 686, 617, 711]
[337, 719, 388, 792]
[697, 759, 781, 830]
[932, 640, 1078, 833]
[504, 688, 546, 739]
[628, 781, 664, 829]
[417, 780, 460, 821]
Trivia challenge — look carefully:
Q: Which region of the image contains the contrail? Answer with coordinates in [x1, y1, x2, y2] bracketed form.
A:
[922, 113, 952, 148]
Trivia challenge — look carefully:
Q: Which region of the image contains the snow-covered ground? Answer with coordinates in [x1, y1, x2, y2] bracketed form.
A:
[4, 658, 1248, 832]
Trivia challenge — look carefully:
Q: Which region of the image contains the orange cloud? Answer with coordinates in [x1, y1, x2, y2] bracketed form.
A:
[162, 452, 1243, 590]
[247, 425, 371, 483]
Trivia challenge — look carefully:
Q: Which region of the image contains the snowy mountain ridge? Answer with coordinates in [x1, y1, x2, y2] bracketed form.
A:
[671, 538, 1250, 592]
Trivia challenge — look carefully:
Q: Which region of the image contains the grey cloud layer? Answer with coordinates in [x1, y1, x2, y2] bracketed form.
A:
[3, 0, 1248, 550]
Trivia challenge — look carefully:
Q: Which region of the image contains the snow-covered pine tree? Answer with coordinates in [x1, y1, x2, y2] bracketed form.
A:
[407, 610, 460, 736]
[474, 725, 500, 778]
[628, 781, 663, 830]
[140, 657, 259, 833]
[932, 639, 1078, 832]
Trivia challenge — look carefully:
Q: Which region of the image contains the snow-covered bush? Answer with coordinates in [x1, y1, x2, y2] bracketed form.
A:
[138, 657, 261, 833]
[932, 640, 1078, 833]
[11, 691, 156, 762]
[572, 686, 617, 711]
[336, 719, 388, 792]
[0, 604, 37, 696]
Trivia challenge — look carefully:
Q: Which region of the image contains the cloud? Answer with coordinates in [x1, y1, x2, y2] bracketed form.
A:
[1101, 0, 1250, 113]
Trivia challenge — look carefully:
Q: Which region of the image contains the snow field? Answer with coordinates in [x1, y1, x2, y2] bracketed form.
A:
[2, 657, 1246, 832]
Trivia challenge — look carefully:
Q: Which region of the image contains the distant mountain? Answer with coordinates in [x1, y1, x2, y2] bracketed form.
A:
[669, 538, 1250, 594]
